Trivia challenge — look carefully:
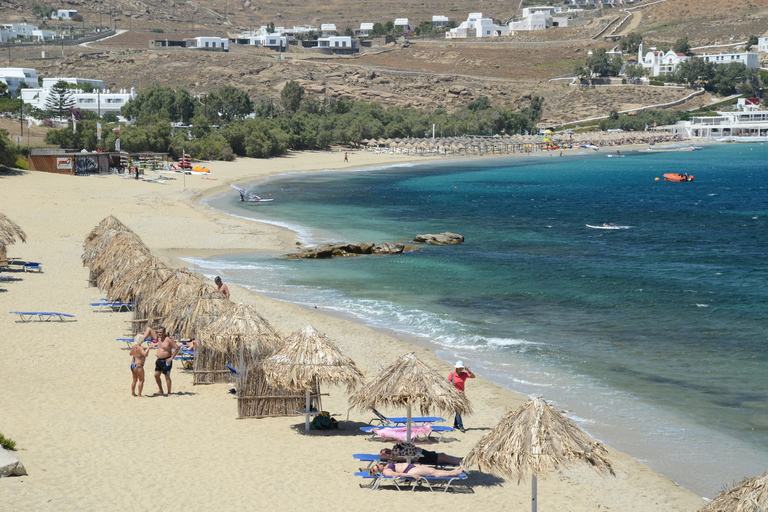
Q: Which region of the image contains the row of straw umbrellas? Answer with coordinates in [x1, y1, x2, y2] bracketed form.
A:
[81, 216, 764, 511]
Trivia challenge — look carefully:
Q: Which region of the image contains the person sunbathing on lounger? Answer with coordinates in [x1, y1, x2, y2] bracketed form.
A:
[380, 447, 462, 466]
[369, 462, 463, 478]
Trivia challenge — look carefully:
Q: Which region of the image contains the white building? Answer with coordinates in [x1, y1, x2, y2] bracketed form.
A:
[356, 23, 374, 37]
[53, 9, 78, 20]
[189, 36, 229, 51]
[246, 34, 287, 51]
[510, 10, 569, 31]
[42, 77, 104, 90]
[446, 13, 510, 39]
[1, 23, 39, 40]
[316, 35, 357, 54]
[320, 24, 337, 37]
[0, 67, 39, 97]
[31, 28, 57, 41]
[758, 35, 768, 53]
[638, 43, 689, 76]
[21, 86, 137, 117]
[670, 109, 768, 141]
[432, 15, 449, 28]
[394, 18, 410, 31]
[699, 51, 759, 69]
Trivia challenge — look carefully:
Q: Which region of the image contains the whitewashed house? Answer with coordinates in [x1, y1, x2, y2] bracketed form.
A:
[53, 9, 78, 20]
[394, 18, 410, 31]
[21, 85, 136, 117]
[638, 43, 689, 76]
[0, 67, 39, 97]
[432, 15, 450, 28]
[699, 51, 759, 69]
[316, 35, 357, 54]
[188, 36, 229, 51]
[510, 9, 568, 31]
[522, 6, 562, 17]
[1, 23, 38, 40]
[247, 34, 287, 51]
[32, 28, 57, 41]
[446, 13, 510, 38]
[320, 24, 337, 37]
[758, 35, 768, 53]
[356, 23, 374, 37]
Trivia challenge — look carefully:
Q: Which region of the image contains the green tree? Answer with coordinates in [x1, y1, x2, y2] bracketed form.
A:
[45, 80, 75, 120]
[673, 58, 715, 88]
[673, 37, 691, 56]
[0, 82, 8, 98]
[207, 85, 253, 122]
[266, 22, 275, 34]
[746, 35, 759, 51]
[0, 128, 16, 167]
[467, 96, 491, 111]
[281, 80, 305, 112]
[621, 32, 643, 56]
[522, 96, 544, 124]
[385, 21, 394, 33]
[624, 63, 646, 79]
[372, 23, 386, 36]
[585, 48, 622, 77]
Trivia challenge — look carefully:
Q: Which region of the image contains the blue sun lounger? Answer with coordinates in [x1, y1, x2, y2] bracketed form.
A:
[355, 471, 467, 492]
[91, 302, 134, 312]
[23, 262, 42, 273]
[10, 311, 75, 322]
[370, 409, 445, 426]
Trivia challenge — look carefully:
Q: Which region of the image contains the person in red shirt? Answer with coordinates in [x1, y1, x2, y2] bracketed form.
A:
[447, 361, 474, 432]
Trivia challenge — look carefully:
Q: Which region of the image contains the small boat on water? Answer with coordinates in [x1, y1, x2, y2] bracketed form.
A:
[586, 223, 631, 230]
[664, 173, 694, 182]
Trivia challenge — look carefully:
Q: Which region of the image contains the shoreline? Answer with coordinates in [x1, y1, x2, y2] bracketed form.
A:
[0, 147, 709, 511]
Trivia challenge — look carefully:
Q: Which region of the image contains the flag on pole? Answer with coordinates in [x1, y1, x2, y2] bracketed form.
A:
[115, 138, 120, 152]
[72, 113, 77, 134]
[27, 118, 33, 129]
[97, 122, 102, 141]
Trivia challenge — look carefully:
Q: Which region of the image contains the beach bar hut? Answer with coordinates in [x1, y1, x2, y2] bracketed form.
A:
[463, 396, 615, 512]
[263, 325, 364, 431]
[349, 353, 471, 445]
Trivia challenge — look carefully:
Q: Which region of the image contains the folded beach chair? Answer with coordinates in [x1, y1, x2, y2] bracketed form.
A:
[355, 471, 467, 492]
[369, 409, 445, 426]
[10, 311, 75, 322]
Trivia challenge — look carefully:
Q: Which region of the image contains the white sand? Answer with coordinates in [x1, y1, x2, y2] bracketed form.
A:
[0, 149, 706, 511]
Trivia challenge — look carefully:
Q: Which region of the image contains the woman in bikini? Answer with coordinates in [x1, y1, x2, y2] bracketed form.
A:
[368, 462, 463, 478]
[129, 335, 150, 397]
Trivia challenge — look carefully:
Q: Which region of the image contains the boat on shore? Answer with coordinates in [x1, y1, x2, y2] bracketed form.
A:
[664, 173, 694, 182]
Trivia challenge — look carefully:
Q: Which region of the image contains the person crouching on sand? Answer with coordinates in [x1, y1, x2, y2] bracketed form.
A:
[129, 335, 150, 397]
[143, 326, 181, 396]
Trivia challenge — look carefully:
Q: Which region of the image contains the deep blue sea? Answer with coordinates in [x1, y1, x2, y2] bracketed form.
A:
[196, 143, 768, 498]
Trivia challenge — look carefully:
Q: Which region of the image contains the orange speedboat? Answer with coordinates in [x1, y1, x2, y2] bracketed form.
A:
[664, 173, 694, 182]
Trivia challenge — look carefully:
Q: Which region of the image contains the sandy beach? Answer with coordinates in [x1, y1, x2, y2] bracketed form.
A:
[0, 148, 708, 511]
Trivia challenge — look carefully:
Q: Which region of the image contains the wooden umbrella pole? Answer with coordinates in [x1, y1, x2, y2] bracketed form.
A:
[532, 474, 538, 512]
[305, 388, 311, 431]
[405, 403, 413, 464]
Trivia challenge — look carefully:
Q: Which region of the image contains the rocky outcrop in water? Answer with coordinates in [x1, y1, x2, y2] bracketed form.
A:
[285, 242, 420, 259]
[412, 232, 464, 245]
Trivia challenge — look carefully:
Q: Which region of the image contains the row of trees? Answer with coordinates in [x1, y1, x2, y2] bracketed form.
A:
[40, 82, 545, 160]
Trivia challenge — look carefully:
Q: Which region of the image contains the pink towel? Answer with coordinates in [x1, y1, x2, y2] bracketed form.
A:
[374, 423, 432, 441]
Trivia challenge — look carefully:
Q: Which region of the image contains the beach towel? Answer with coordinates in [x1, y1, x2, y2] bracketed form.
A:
[373, 424, 432, 441]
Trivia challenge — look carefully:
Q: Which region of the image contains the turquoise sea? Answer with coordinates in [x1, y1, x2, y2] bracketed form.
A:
[195, 143, 768, 498]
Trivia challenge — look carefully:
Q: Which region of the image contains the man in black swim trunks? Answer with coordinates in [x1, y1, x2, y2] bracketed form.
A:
[145, 326, 180, 396]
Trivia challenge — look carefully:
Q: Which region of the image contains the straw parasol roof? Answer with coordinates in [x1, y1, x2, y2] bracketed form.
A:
[463, 396, 614, 511]
[162, 284, 233, 339]
[264, 325, 363, 393]
[82, 228, 143, 269]
[91, 232, 150, 275]
[699, 472, 768, 512]
[84, 215, 131, 248]
[264, 325, 364, 430]
[109, 256, 172, 302]
[195, 302, 283, 385]
[141, 268, 205, 317]
[0, 213, 27, 246]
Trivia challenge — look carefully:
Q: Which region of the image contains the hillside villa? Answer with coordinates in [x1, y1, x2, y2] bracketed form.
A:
[446, 13, 510, 38]
[0, 67, 39, 97]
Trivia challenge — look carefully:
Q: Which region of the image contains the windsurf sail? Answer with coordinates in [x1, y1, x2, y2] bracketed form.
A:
[228, 183, 264, 202]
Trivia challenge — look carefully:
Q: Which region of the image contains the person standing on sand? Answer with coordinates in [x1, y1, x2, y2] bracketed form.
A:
[344, 152, 348, 162]
[129, 336, 150, 397]
[214, 276, 230, 299]
[448, 361, 474, 432]
[144, 326, 180, 396]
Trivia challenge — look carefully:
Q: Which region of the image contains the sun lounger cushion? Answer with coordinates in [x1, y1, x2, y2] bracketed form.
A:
[23, 262, 41, 272]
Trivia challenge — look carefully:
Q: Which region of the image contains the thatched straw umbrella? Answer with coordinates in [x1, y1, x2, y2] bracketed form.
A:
[264, 325, 364, 431]
[91, 233, 151, 287]
[0, 212, 27, 246]
[84, 215, 131, 248]
[699, 472, 768, 512]
[349, 353, 471, 445]
[82, 229, 145, 287]
[109, 256, 172, 303]
[162, 284, 233, 340]
[195, 302, 282, 387]
[463, 397, 614, 512]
